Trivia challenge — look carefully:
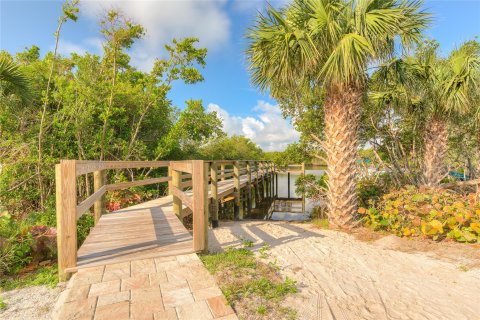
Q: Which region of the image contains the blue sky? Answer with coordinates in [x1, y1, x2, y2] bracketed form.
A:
[1, 0, 479, 150]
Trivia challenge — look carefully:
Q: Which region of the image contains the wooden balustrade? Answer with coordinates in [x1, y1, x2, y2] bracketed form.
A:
[56, 159, 273, 280]
[55, 160, 170, 280]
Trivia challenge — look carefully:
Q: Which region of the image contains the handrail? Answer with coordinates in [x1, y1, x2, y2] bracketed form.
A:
[55, 159, 172, 280]
[56, 158, 274, 280]
[75, 160, 169, 176]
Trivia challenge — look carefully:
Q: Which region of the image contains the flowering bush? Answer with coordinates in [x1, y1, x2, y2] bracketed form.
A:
[106, 189, 159, 212]
[106, 191, 143, 212]
[358, 186, 480, 243]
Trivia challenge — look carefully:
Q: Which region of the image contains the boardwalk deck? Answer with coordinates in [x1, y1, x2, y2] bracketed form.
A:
[74, 174, 253, 271]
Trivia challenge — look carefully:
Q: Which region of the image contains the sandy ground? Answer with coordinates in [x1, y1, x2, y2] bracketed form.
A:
[0, 283, 65, 320]
[209, 221, 480, 320]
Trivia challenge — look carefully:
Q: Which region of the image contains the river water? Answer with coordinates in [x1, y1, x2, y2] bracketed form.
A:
[271, 169, 325, 221]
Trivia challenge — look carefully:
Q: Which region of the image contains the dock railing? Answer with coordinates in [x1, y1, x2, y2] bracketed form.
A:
[55, 159, 273, 279]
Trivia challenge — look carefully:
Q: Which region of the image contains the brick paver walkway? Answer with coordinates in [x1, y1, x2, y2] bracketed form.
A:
[53, 253, 237, 320]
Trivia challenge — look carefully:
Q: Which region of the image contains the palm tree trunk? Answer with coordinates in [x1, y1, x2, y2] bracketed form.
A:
[324, 84, 361, 229]
[422, 117, 448, 186]
[475, 130, 480, 179]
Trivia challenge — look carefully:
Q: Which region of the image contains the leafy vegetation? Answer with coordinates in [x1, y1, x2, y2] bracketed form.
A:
[201, 245, 297, 319]
[359, 186, 480, 243]
[247, 0, 430, 229]
[200, 135, 264, 160]
[0, 265, 58, 291]
[0, 2, 266, 279]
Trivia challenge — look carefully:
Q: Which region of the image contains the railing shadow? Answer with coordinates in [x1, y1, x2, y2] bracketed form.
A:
[208, 221, 324, 253]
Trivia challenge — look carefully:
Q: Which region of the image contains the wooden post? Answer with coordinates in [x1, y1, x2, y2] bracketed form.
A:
[262, 162, 267, 199]
[275, 171, 278, 198]
[233, 161, 241, 220]
[301, 162, 306, 213]
[172, 168, 182, 217]
[93, 169, 106, 224]
[287, 171, 291, 199]
[192, 160, 208, 252]
[246, 161, 252, 216]
[168, 165, 173, 195]
[56, 160, 77, 281]
[210, 162, 219, 228]
[220, 164, 226, 181]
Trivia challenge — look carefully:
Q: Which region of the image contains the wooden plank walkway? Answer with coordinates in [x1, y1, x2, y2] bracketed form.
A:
[53, 177, 250, 319]
[74, 175, 253, 271]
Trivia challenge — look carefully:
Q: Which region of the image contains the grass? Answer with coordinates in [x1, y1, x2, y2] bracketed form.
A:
[0, 265, 58, 291]
[458, 265, 469, 272]
[310, 218, 329, 229]
[200, 243, 298, 319]
[0, 296, 6, 310]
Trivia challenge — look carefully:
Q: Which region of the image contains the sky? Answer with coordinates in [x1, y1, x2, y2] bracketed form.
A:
[1, 0, 479, 151]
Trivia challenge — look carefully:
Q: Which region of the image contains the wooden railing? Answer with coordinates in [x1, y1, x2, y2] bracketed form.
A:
[55, 159, 274, 279]
[170, 160, 274, 251]
[55, 160, 170, 279]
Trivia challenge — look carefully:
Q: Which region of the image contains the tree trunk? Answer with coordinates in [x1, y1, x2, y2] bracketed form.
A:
[475, 130, 480, 179]
[324, 84, 361, 229]
[422, 117, 448, 187]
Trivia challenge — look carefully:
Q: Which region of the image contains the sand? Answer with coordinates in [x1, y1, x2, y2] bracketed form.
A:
[209, 221, 480, 320]
[0, 284, 65, 320]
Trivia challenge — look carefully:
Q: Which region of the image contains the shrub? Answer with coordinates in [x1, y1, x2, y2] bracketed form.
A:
[359, 186, 480, 243]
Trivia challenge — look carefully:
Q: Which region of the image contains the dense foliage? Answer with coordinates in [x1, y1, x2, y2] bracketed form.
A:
[0, 4, 264, 277]
[199, 135, 264, 160]
[359, 186, 480, 243]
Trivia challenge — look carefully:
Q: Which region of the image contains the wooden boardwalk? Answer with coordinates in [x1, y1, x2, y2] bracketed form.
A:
[74, 175, 250, 271]
[53, 160, 277, 320]
[54, 178, 248, 319]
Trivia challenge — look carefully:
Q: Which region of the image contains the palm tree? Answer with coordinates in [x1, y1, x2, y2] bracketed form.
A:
[376, 41, 480, 186]
[247, 0, 429, 228]
[0, 57, 31, 103]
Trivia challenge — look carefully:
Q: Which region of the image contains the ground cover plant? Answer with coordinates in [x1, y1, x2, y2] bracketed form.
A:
[359, 186, 480, 243]
[201, 244, 298, 320]
[0, 265, 58, 291]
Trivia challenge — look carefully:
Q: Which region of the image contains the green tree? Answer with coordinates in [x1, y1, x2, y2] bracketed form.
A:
[247, 0, 429, 228]
[371, 40, 480, 186]
[200, 135, 264, 160]
[264, 142, 311, 166]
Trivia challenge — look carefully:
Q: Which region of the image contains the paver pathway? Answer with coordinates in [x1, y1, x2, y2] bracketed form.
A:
[53, 253, 237, 320]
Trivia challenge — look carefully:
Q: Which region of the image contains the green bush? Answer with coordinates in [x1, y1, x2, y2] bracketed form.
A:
[0, 214, 34, 275]
[359, 186, 480, 242]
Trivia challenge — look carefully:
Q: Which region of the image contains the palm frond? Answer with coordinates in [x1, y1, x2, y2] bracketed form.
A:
[0, 57, 32, 103]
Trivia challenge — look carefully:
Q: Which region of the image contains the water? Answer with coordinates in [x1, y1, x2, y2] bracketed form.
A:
[271, 169, 325, 221]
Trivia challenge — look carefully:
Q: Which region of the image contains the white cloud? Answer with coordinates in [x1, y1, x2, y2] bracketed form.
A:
[56, 37, 104, 57]
[207, 101, 300, 151]
[57, 40, 88, 56]
[81, 0, 231, 70]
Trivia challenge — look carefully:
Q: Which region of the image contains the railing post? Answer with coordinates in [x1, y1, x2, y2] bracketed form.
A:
[56, 160, 77, 281]
[172, 167, 182, 217]
[266, 162, 272, 199]
[192, 160, 208, 252]
[301, 162, 306, 212]
[246, 161, 252, 216]
[210, 161, 219, 228]
[93, 169, 106, 224]
[233, 161, 241, 220]
[262, 162, 267, 199]
[168, 165, 173, 195]
[220, 164, 226, 181]
[275, 166, 278, 198]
